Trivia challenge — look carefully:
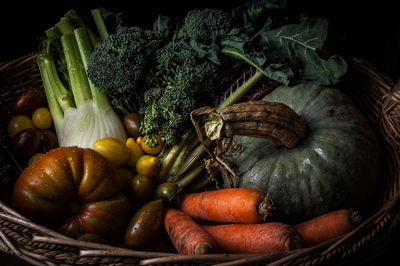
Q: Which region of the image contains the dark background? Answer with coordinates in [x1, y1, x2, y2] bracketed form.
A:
[1, 0, 400, 81]
[1, 0, 400, 265]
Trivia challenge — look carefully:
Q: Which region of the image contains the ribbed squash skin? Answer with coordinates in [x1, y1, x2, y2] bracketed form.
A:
[228, 82, 380, 223]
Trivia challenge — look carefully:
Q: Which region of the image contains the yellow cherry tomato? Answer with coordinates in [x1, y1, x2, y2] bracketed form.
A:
[32, 107, 53, 129]
[8, 115, 34, 137]
[94, 137, 129, 166]
[140, 134, 164, 155]
[126, 138, 144, 167]
[136, 155, 161, 177]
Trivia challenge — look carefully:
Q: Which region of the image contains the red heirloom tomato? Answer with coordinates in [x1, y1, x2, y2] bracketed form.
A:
[11, 146, 131, 244]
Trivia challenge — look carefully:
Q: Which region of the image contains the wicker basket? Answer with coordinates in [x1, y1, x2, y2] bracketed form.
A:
[0, 52, 399, 266]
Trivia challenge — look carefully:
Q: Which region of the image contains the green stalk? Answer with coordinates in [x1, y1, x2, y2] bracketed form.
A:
[173, 138, 211, 181]
[215, 69, 264, 112]
[37, 56, 65, 123]
[46, 59, 75, 112]
[44, 27, 70, 88]
[55, 17, 75, 35]
[91, 9, 109, 40]
[175, 163, 205, 190]
[158, 131, 191, 183]
[163, 130, 201, 182]
[167, 138, 190, 181]
[185, 176, 211, 193]
[74, 27, 107, 106]
[45, 26, 60, 39]
[65, 9, 98, 48]
[74, 28, 92, 70]
[61, 34, 92, 106]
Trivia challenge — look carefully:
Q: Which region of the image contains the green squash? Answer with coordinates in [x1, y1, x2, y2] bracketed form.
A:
[227, 82, 380, 223]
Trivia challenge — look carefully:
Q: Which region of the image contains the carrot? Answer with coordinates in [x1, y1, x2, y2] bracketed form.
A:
[293, 209, 362, 247]
[202, 222, 303, 254]
[178, 188, 274, 224]
[164, 208, 216, 255]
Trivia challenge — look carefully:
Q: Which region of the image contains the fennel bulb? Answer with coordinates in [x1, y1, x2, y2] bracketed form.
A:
[37, 18, 126, 149]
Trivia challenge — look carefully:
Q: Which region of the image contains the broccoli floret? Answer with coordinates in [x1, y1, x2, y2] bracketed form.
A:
[87, 26, 162, 114]
[177, 8, 233, 65]
[141, 40, 220, 145]
[182, 9, 233, 45]
[156, 41, 217, 94]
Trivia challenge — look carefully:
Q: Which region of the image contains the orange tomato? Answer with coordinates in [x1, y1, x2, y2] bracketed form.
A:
[141, 134, 164, 155]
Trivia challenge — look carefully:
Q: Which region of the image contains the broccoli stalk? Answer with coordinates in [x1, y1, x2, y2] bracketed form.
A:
[37, 12, 126, 148]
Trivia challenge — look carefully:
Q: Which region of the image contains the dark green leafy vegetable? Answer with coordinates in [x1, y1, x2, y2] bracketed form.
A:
[231, 0, 288, 25]
[98, 7, 127, 35]
[222, 1, 347, 85]
[153, 15, 177, 40]
[267, 17, 347, 84]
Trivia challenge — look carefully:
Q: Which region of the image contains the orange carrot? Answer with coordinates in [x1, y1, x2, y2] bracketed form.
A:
[178, 188, 274, 224]
[164, 208, 216, 255]
[202, 222, 303, 254]
[294, 209, 362, 247]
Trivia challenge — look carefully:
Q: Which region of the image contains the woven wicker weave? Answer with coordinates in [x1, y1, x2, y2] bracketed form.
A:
[0, 53, 399, 266]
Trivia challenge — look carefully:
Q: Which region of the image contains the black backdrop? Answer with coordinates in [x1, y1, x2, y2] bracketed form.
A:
[1, 0, 399, 79]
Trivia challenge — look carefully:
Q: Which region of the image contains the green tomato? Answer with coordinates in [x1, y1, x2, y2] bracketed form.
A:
[153, 182, 178, 203]
[8, 115, 34, 137]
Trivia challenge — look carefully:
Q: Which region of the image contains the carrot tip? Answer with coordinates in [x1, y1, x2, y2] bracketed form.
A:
[286, 231, 304, 250]
[194, 242, 216, 255]
[349, 210, 362, 226]
[258, 196, 275, 221]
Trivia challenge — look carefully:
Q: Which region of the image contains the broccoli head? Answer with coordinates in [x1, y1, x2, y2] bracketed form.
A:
[182, 8, 233, 45]
[156, 41, 218, 94]
[87, 26, 162, 114]
[177, 8, 233, 65]
[141, 40, 220, 145]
